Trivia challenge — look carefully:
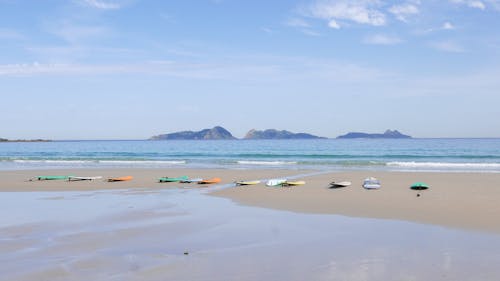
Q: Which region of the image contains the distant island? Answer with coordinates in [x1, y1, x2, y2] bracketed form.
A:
[149, 127, 325, 140]
[337, 130, 411, 139]
[243, 129, 325, 140]
[150, 126, 236, 140]
[0, 138, 51, 142]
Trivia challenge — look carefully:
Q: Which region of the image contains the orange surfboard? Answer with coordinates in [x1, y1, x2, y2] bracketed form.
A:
[198, 177, 221, 184]
[107, 176, 133, 182]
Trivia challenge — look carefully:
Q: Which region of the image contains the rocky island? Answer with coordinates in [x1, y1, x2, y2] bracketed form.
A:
[0, 138, 51, 142]
[149, 127, 325, 140]
[243, 129, 325, 140]
[337, 130, 411, 139]
[150, 126, 236, 140]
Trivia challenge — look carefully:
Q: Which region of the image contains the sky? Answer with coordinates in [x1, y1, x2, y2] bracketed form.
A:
[1, 0, 500, 139]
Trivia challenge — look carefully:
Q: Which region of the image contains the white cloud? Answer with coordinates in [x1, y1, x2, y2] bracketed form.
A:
[429, 41, 465, 52]
[307, 0, 386, 27]
[469, 0, 487, 9]
[81, 0, 121, 10]
[328, 19, 341, 29]
[388, 3, 419, 22]
[442, 22, 455, 30]
[363, 34, 403, 45]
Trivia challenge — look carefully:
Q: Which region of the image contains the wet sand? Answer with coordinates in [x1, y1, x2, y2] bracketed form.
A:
[1, 169, 500, 233]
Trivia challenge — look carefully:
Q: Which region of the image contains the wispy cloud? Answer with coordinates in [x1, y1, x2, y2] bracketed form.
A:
[81, 0, 122, 10]
[429, 40, 465, 52]
[388, 3, 420, 22]
[0, 61, 281, 79]
[306, 0, 386, 28]
[50, 23, 111, 44]
[0, 28, 24, 40]
[301, 29, 322, 36]
[363, 34, 403, 45]
[0, 56, 387, 85]
[286, 18, 321, 35]
[261, 27, 274, 34]
[285, 18, 311, 28]
[449, 0, 486, 10]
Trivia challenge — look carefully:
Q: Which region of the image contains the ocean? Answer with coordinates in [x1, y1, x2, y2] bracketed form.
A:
[1, 138, 500, 172]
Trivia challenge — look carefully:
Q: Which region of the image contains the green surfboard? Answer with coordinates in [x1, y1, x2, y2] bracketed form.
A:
[410, 182, 429, 190]
[35, 175, 72, 181]
[158, 176, 189, 183]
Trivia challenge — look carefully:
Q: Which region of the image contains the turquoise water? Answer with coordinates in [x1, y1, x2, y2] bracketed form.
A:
[1, 139, 500, 172]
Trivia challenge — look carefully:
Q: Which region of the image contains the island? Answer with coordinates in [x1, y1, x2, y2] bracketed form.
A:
[0, 138, 52, 142]
[336, 130, 411, 139]
[150, 126, 236, 140]
[243, 129, 325, 140]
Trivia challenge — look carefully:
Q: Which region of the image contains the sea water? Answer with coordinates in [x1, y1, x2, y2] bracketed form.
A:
[1, 138, 500, 172]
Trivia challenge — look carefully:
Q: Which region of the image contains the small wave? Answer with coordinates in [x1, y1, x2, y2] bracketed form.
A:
[237, 160, 297, 166]
[99, 160, 186, 165]
[11, 159, 186, 165]
[13, 160, 94, 164]
[387, 161, 500, 169]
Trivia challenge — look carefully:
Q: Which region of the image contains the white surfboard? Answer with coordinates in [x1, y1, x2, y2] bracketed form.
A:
[329, 181, 351, 188]
[235, 180, 261, 186]
[180, 178, 203, 183]
[363, 177, 381, 189]
[266, 179, 287, 187]
[68, 176, 103, 181]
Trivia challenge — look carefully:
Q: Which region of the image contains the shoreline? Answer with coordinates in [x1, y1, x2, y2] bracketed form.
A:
[1, 168, 500, 234]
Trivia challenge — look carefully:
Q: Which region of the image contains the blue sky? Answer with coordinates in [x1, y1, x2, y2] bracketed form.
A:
[1, 0, 499, 139]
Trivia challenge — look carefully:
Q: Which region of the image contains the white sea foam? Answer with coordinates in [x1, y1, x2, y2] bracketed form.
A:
[387, 161, 500, 169]
[12, 160, 186, 165]
[14, 160, 92, 164]
[237, 160, 297, 165]
[99, 160, 186, 165]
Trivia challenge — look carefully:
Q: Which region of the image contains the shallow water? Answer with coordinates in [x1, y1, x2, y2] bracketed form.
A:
[1, 188, 500, 281]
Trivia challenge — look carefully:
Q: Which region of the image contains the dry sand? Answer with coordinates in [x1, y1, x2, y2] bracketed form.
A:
[2, 168, 500, 234]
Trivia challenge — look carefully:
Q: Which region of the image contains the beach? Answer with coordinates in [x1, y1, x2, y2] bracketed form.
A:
[2, 168, 500, 234]
[3, 168, 500, 280]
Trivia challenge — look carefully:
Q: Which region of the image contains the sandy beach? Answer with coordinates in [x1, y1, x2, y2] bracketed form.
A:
[2, 168, 500, 234]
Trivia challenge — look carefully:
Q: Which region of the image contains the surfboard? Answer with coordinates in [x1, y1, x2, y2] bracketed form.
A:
[31, 175, 72, 181]
[180, 178, 203, 183]
[282, 180, 305, 186]
[198, 177, 221, 184]
[410, 182, 429, 190]
[266, 179, 287, 186]
[363, 177, 381, 189]
[68, 176, 102, 181]
[158, 176, 189, 183]
[107, 176, 133, 182]
[235, 180, 260, 186]
[329, 181, 351, 188]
